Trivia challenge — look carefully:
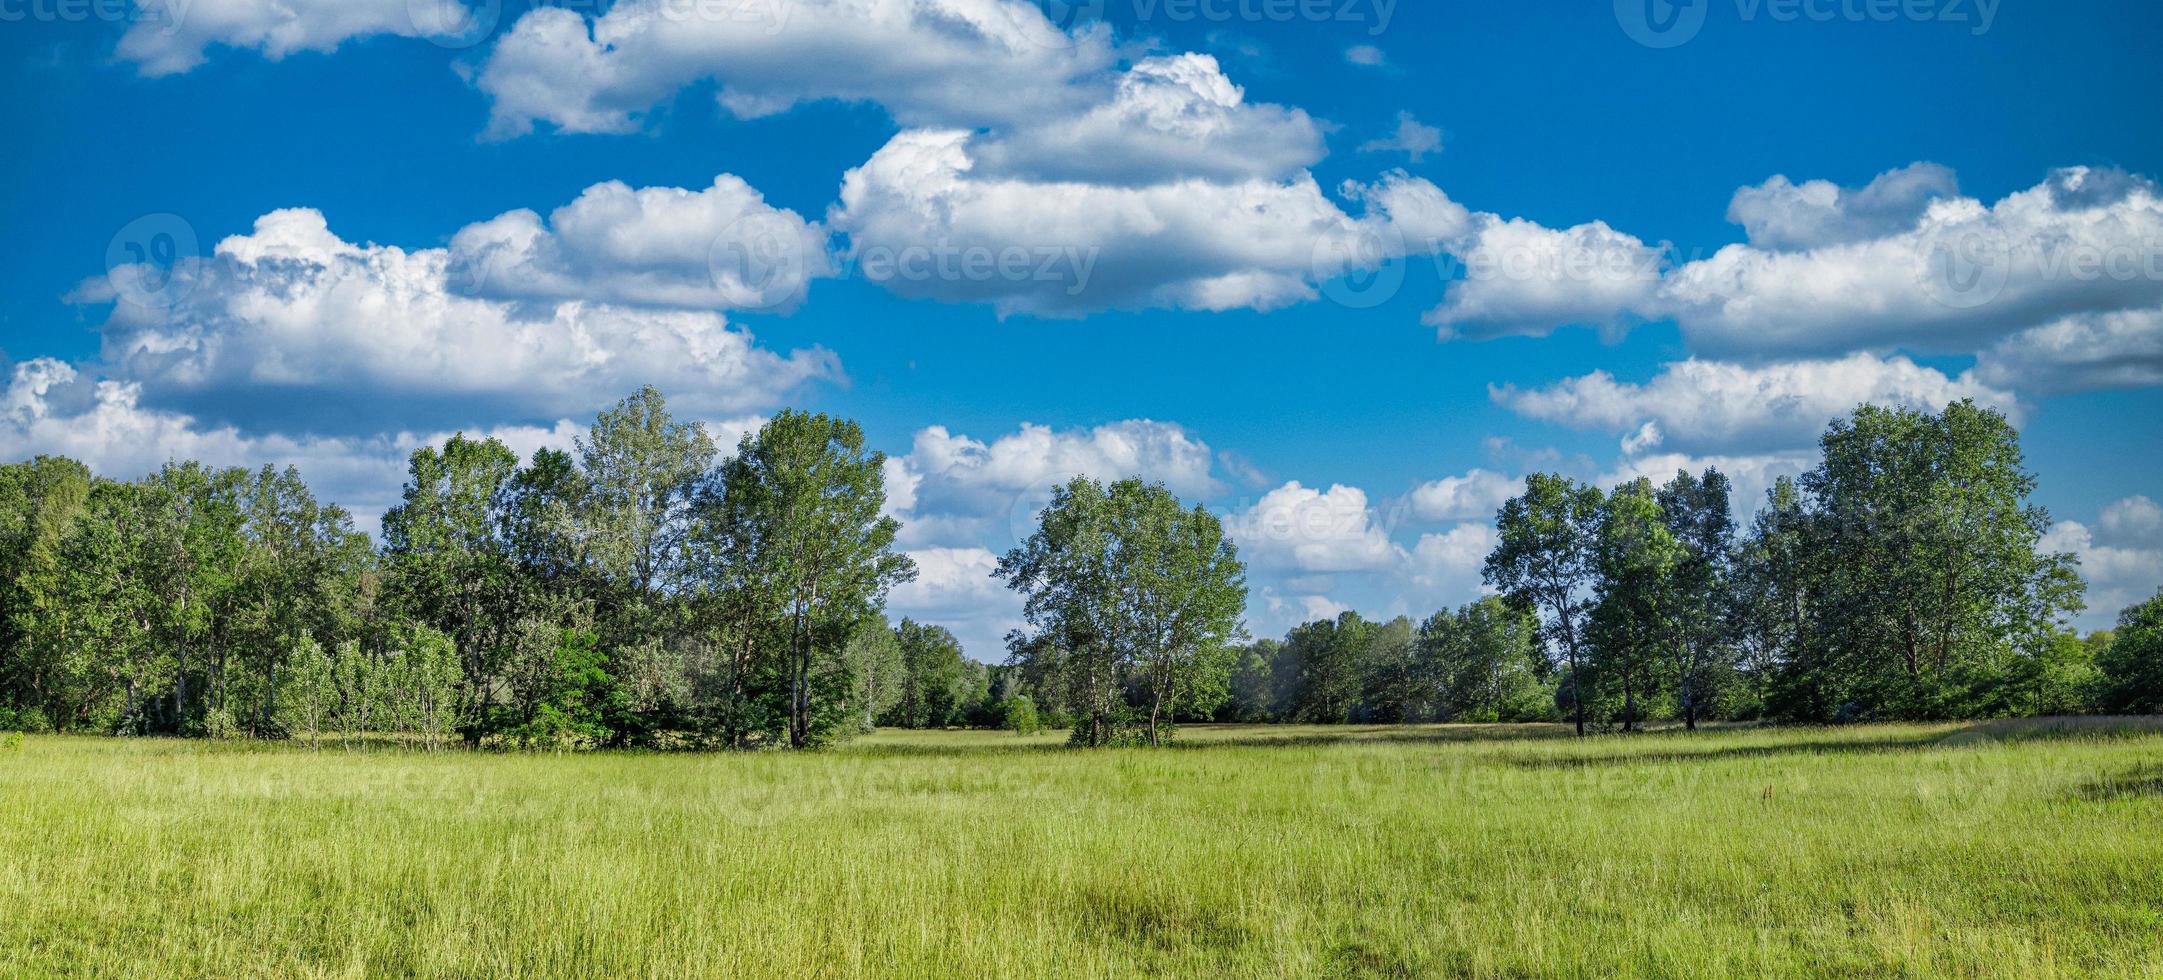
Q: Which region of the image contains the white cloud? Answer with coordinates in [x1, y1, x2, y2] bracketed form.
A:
[2100, 495, 2163, 549]
[447, 175, 832, 312]
[89, 208, 837, 429]
[473, 0, 1114, 139]
[885, 546, 1023, 661]
[1227, 481, 1401, 573]
[116, 0, 477, 76]
[1358, 111, 1442, 163]
[969, 54, 1325, 186]
[1726, 162, 1959, 251]
[1417, 166, 2163, 367]
[1667, 166, 2163, 357]
[1424, 215, 1666, 339]
[2044, 512, 2163, 631]
[887, 419, 1222, 548]
[0, 357, 584, 533]
[1493, 353, 2017, 455]
[1406, 468, 1519, 522]
[1404, 522, 1497, 598]
[1971, 305, 2163, 394]
[1344, 44, 1387, 67]
[829, 128, 1426, 316]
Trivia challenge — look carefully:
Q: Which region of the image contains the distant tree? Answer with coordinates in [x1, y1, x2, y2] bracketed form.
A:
[1417, 598, 1551, 723]
[841, 621, 906, 731]
[1280, 612, 1376, 724]
[1654, 468, 1737, 729]
[1587, 479, 1683, 732]
[1488, 475, 1606, 735]
[890, 619, 968, 728]
[999, 477, 1246, 746]
[2096, 591, 2163, 714]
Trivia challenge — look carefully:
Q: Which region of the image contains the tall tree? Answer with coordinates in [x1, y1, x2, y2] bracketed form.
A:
[1654, 468, 1737, 729]
[1587, 479, 1683, 732]
[999, 477, 1247, 746]
[1486, 474, 1604, 735]
[718, 410, 914, 748]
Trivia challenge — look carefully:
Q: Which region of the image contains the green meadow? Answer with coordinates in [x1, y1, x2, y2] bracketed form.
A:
[3, 721, 2160, 978]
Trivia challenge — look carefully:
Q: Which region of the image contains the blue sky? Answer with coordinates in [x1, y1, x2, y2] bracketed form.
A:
[4, 0, 2161, 656]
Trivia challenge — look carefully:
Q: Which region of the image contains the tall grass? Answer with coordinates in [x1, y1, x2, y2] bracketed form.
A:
[2, 721, 2159, 977]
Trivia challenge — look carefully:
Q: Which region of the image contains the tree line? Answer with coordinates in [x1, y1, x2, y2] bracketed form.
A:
[1203, 401, 2160, 733]
[1, 393, 2157, 747]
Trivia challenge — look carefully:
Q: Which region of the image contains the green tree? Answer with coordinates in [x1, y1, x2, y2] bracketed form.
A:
[1486, 474, 1605, 735]
[998, 477, 1246, 746]
[716, 411, 914, 748]
[1797, 401, 2083, 719]
[2096, 591, 2163, 714]
[1417, 598, 1550, 723]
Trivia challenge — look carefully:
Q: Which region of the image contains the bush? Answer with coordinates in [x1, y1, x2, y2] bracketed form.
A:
[1000, 695, 1042, 736]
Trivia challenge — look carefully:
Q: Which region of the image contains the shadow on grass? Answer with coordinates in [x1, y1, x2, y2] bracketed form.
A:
[1502, 716, 2163, 770]
[2074, 764, 2163, 801]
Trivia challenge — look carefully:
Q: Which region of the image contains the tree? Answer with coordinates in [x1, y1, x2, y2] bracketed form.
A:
[716, 410, 914, 748]
[1417, 598, 1550, 723]
[999, 477, 1247, 746]
[1797, 401, 2083, 719]
[2096, 591, 2163, 714]
[1486, 474, 1604, 735]
[1654, 468, 1737, 729]
[381, 434, 520, 743]
[890, 618, 968, 728]
[841, 621, 906, 731]
[1587, 479, 1683, 732]
[1279, 612, 1375, 724]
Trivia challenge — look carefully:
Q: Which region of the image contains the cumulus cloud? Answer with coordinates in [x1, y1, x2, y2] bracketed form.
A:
[968, 54, 1325, 186]
[473, 0, 1113, 139]
[1419, 166, 2163, 371]
[0, 357, 584, 532]
[87, 207, 837, 431]
[1404, 522, 1497, 599]
[1492, 353, 2017, 456]
[1424, 215, 1667, 339]
[1406, 468, 1520, 522]
[1970, 305, 2163, 394]
[1725, 162, 1959, 251]
[886, 419, 1222, 548]
[116, 0, 478, 76]
[2044, 506, 2163, 631]
[829, 128, 1438, 316]
[2100, 495, 2163, 549]
[885, 546, 1024, 661]
[1227, 482, 1401, 573]
[447, 175, 832, 312]
[1358, 111, 1442, 163]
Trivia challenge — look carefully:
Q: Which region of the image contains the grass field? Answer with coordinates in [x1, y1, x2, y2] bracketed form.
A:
[3, 721, 2160, 978]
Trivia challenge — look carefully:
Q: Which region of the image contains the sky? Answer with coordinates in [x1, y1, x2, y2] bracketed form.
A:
[3, 0, 2161, 658]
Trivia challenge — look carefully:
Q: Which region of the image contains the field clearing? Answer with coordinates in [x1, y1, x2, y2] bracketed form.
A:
[3, 722, 2161, 978]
